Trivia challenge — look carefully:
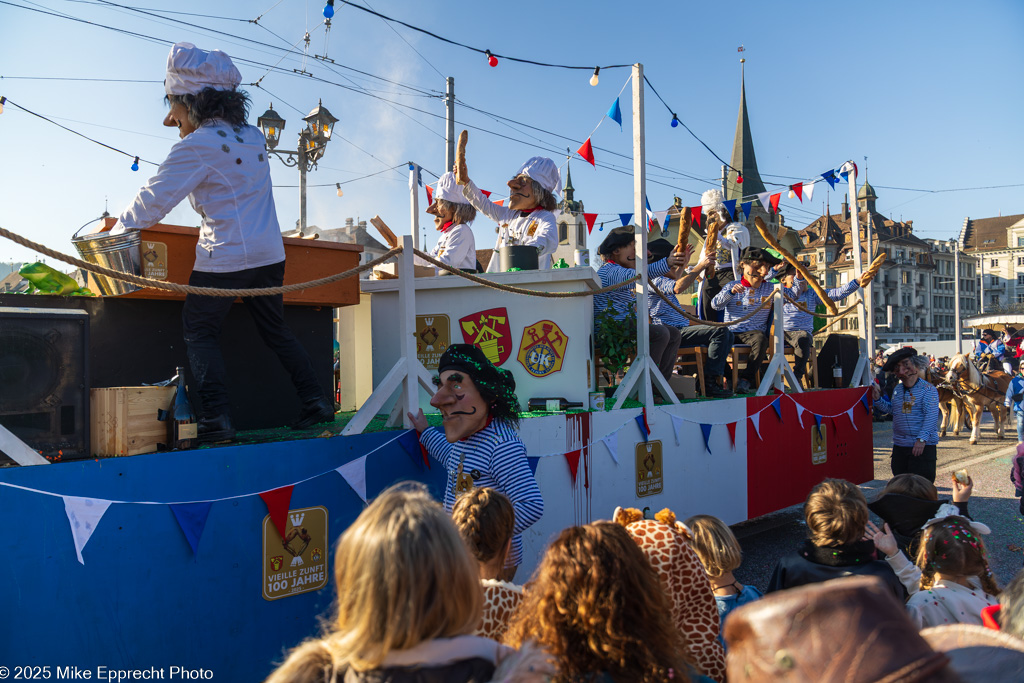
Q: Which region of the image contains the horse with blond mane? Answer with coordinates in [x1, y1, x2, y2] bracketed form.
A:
[945, 353, 1009, 444]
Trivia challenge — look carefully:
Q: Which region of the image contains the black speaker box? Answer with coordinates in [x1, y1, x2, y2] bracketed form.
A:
[817, 333, 862, 389]
[0, 306, 90, 462]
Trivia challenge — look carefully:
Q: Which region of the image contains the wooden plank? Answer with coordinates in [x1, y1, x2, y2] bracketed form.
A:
[90, 387, 175, 457]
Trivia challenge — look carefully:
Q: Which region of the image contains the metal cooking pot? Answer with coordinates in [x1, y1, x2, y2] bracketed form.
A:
[498, 245, 540, 271]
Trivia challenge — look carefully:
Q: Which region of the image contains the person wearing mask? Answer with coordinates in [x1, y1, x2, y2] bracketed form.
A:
[872, 348, 941, 482]
[415, 171, 477, 273]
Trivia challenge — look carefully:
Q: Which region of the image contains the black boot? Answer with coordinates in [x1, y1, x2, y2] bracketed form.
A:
[292, 397, 335, 430]
[706, 377, 734, 398]
[198, 415, 236, 444]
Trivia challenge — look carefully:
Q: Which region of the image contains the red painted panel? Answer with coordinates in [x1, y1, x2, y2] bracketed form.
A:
[746, 388, 874, 519]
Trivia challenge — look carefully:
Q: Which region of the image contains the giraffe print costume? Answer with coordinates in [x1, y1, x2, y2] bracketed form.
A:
[475, 578, 523, 641]
[613, 506, 726, 683]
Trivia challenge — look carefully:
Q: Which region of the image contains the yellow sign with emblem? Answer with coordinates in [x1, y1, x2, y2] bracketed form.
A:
[635, 440, 664, 498]
[141, 241, 168, 280]
[262, 506, 329, 601]
[517, 320, 569, 377]
[416, 314, 451, 370]
[811, 422, 827, 465]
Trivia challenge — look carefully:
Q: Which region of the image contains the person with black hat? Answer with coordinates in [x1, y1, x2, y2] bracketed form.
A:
[710, 247, 801, 394]
[408, 343, 543, 581]
[647, 238, 734, 398]
[872, 348, 940, 482]
[593, 226, 690, 384]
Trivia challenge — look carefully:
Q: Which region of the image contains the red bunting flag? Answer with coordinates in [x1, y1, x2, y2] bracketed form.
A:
[259, 486, 295, 540]
[495, 200, 504, 207]
[790, 183, 803, 202]
[577, 138, 596, 167]
[583, 213, 598, 234]
[425, 185, 433, 205]
[565, 449, 582, 484]
[689, 206, 702, 228]
[726, 421, 737, 448]
[769, 193, 781, 213]
[480, 189, 492, 198]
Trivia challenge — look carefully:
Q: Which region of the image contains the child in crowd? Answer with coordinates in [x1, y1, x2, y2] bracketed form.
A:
[868, 472, 972, 555]
[451, 488, 523, 641]
[684, 514, 763, 650]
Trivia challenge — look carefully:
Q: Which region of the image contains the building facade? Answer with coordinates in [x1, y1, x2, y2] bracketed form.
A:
[960, 213, 1024, 310]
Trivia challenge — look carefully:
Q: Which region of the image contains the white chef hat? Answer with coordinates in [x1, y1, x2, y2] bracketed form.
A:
[165, 42, 242, 96]
[432, 171, 470, 205]
[515, 157, 562, 196]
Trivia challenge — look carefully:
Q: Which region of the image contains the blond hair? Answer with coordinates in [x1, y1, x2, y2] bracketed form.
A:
[451, 488, 515, 565]
[266, 483, 482, 681]
[684, 514, 742, 578]
[805, 479, 868, 547]
[881, 473, 939, 501]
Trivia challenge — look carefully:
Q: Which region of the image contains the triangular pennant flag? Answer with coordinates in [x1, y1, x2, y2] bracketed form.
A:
[847, 407, 859, 431]
[645, 197, 656, 230]
[689, 205, 702, 228]
[756, 191, 771, 210]
[601, 433, 619, 463]
[63, 496, 111, 565]
[771, 397, 783, 421]
[813, 414, 823, 439]
[425, 184, 433, 205]
[726, 421, 737, 447]
[527, 456, 540, 476]
[170, 501, 213, 556]
[495, 199, 504, 207]
[860, 393, 871, 414]
[619, 213, 633, 227]
[749, 413, 762, 440]
[653, 210, 669, 229]
[398, 429, 429, 468]
[634, 413, 649, 443]
[336, 455, 369, 502]
[577, 138, 596, 167]
[700, 423, 713, 454]
[480, 189, 492, 198]
[722, 199, 737, 220]
[740, 201, 752, 219]
[790, 183, 803, 202]
[793, 401, 805, 426]
[260, 486, 295, 540]
[769, 193, 781, 214]
[839, 161, 856, 179]
[670, 414, 684, 446]
[565, 449, 582, 483]
[803, 182, 814, 203]
[642, 407, 651, 435]
[607, 97, 622, 129]
[821, 170, 838, 189]
[830, 416, 838, 434]
[583, 213, 598, 234]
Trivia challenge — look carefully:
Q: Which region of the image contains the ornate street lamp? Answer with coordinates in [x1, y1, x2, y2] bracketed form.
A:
[257, 100, 339, 235]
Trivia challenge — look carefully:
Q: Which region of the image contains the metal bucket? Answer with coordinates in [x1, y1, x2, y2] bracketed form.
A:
[498, 245, 539, 271]
[71, 230, 142, 296]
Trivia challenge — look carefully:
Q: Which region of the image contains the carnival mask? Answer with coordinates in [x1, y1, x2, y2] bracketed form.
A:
[430, 370, 489, 442]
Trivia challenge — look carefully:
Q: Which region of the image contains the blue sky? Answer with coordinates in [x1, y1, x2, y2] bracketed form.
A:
[1, 0, 1022, 265]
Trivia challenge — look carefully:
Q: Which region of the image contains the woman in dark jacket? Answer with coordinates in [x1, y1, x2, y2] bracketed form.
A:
[767, 478, 905, 601]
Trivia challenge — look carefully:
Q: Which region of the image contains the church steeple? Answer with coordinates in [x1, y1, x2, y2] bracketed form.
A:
[563, 161, 575, 203]
[725, 59, 766, 205]
[857, 165, 877, 214]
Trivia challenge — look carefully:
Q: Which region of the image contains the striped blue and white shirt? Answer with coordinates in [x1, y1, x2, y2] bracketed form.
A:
[710, 280, 801, 333]
[1005, 376, 1024, 414]
[784, 279, 861, 333]
[876, 379, 940, 446]
[649, 275, 690, 328]
[420, 420, 544, 566]
[593, 259, 671, 322]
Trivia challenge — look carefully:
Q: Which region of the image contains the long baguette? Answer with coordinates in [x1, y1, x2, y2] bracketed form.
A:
[858, 252, 888, 287]
[369, 215, 399, 249]
[675, 207, 692, 254]
[703, 215, 721, 260]
[455, 129, 469, 185]
[754, 216, 838, 314]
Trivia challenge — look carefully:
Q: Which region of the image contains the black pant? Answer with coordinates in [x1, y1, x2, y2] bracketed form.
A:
[785, 330, 813, 379]
[735, 330, 769, 383]
[182, 261, 324, 418]
[890, 444, 937, 483]
[678, 325, 734, 378]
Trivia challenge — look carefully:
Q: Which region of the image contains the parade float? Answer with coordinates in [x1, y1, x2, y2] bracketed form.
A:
[0, 66, 877, 679]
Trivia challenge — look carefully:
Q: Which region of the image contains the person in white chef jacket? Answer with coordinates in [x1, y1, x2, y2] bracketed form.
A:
[456, 153, 561, 272]
[415, 171, 477, 273]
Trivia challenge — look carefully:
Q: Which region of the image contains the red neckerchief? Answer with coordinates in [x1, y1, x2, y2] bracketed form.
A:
[459, 415, 493, 442]
[440, 220, 454, 233]
[519, 206, 542, 216]
[740, 277, 752, 288]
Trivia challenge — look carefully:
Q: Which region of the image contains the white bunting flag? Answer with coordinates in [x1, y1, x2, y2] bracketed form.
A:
[793, 402, 805, 426]
[601, 432, 620, 464]
[756, 192, 771, 211]
[336, 455, 369, 502]
[749, 413, 762, 441]
[847, 408, 859, 431]
[63, 495, 112, 565]
[670, 414, 685, 446]
[653, 210, 669, 229]
[803, 182, 814, 203]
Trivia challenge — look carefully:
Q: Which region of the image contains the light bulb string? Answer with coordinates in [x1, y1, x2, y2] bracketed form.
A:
[0, 96, 157, 167]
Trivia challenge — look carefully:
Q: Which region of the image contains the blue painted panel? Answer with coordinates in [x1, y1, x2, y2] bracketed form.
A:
[0, 430, 446, 680]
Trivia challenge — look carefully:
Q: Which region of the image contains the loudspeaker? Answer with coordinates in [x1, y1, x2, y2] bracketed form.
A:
[817, 333, 862, 389]
[0, 307, 90, 462]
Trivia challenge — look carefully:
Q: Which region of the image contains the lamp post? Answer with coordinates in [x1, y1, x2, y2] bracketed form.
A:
[257, 100, 339, 236]
[950, 238, 962, 354]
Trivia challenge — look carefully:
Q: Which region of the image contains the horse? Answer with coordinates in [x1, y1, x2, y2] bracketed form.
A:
[946, 353, 1010, 444]
[923, 366, 970, 437]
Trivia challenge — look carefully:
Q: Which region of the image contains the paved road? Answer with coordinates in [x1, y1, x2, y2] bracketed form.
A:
[733, 419, 1024, 591]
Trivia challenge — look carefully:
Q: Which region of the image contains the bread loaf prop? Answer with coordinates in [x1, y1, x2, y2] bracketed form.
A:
[369, 215, 399, 249]
[455, 129, 469, 185]
[857, 252, 888, 287]
[754, 216, 838, 315]
[675, 206, 692, 254]
[703, 214, 722, 261]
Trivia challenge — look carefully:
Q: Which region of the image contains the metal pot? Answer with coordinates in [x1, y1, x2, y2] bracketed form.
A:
[498, 245, 540, 271]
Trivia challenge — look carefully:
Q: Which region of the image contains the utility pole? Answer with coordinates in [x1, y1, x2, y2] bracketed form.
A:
[445, 77, 455, 174]
[952, 239, 962, 354]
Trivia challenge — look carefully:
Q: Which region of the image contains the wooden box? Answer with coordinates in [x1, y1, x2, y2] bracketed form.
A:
[372, 262, 436, 279]
[90, 386, 175, 457]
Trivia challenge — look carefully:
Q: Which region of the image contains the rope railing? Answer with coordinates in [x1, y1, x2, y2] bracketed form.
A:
[646, 278, 777, 328]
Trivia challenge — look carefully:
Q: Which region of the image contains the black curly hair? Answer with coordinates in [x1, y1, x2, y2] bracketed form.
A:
[166, 87, 250, 128]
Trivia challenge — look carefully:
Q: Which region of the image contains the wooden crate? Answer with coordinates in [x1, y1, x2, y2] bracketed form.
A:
[90, 386, 175, 457]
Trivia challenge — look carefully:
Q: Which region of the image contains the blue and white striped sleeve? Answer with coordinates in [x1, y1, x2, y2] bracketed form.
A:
[876, 391, 893, 415]
[919, 385, 940, 443]
[419, 427, 454, 470]
[489, 436, 544, 536]
[711, 281, 739, 311]
[648, 258, 671, 279]
[826, 280, 861, 302]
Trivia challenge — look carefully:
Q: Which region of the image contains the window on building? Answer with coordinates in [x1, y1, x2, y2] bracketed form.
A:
[1017, 274, 1024, 285]
[993, 295, 1001, 305]
[1018, 294, 1024, 304]
[902, 271, 911, 284]
[1017, 236, 1024, 247]
[558, 222, 568, 243]
[991, 258, 999, 267]
[1017, 256, 1024, 266]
